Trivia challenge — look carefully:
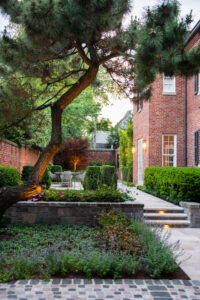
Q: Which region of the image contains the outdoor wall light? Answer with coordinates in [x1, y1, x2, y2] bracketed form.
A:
[132, 145, 136, 154]
[142, 140, 147, 151]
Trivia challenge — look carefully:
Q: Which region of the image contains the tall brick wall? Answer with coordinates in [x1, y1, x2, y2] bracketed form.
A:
[186, 27, 200, 167]
[149, 74, 185, 167]
[0, 139, 40, 172]
[54, 149, 116, 170]
[74, 149, 116, 170]
[133, 74, 185, 185]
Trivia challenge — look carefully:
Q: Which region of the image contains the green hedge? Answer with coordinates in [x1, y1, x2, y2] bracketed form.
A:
[21, 165, 51, 189]
[101, 165, 117, 188]
[0, 165, 22, 188]
[144, 167, 200, 204]
[50, 165, 63, 173]
[83, 166, 102, 190]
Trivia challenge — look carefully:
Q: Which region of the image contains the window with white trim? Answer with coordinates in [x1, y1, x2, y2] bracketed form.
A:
[163, 74, 176, 94]
[162, 135, 177, 167]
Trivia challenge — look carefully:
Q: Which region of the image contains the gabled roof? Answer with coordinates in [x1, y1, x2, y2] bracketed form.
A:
[185, 19, 200, 45]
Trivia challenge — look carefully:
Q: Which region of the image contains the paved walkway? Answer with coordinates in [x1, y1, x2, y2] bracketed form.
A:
[118, 182, 200, 281]
[0, 279, 200, 300]
[118, 182, 179, 208]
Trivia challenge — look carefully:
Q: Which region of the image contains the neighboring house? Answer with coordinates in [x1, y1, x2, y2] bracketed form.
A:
[117, 110, 133, 129]
[92, 130, 111, 149]
[133, 20, 200, 185]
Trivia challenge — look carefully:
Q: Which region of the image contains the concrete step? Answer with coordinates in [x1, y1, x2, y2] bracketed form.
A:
[144, 207, 184, 213]
[145, 219, 190, 228]
[144, 213, 188, 220]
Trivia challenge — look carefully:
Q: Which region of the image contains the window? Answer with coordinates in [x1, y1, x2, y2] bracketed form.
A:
[162, 135, 177, 167]
[195, 72, 200, 95]
[194, 131, 199, 165]
[137, 99, 143, 112]
[163, 74, 176, 94]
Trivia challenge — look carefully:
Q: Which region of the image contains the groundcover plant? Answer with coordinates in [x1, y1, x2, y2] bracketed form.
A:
[0, 211, 181, 282]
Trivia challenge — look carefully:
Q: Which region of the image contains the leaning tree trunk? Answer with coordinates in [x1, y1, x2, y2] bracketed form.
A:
[0, 66, 98, 220]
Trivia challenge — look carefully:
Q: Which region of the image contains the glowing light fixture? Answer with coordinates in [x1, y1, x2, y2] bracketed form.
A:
[142, 140, 147, 150]
[163, 224, 170, 229]
[132, 145, 136, 154]
[158, 210, 165, 214]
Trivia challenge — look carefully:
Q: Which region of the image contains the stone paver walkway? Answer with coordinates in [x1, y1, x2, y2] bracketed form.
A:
[51, 182, 83, 190]
[118, 182, 179, 208]
[1, 279, 200, 300]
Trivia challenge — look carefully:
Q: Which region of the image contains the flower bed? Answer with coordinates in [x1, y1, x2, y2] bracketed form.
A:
[0, 211, 183, 282]
[42, 186, 133, 203]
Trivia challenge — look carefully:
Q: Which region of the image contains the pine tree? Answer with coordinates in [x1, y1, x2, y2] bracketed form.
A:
[0, 0, 199, 218]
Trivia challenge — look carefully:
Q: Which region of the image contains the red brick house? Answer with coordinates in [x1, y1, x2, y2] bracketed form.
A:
[133, 20, 200, 185]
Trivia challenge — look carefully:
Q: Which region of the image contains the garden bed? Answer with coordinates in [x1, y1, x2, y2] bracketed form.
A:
[0, 211, 188, 282]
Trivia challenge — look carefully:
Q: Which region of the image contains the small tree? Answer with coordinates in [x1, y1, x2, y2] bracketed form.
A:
[55, 137, 90, 171]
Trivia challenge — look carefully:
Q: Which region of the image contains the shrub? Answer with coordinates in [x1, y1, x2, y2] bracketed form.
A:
[42, 186, 133, 202]
[83, 166, 102, 190]
[122, 166, 129, 181]
[22, 165, 51, 189]
[50, 165, 63, 173]
[127, 166, 133, 182]
[144, 167, 200, 204]
[0, 165, 22, 188]
[101, 165, 118, 188]
[89, 160, 103, 166]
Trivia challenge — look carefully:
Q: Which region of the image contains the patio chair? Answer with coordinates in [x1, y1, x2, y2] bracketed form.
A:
[60, 172, 72, 187]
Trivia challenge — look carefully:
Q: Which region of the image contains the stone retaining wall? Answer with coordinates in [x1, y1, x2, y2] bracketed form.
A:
[5, 202, 144, 225]
[180, 202, 200, 228]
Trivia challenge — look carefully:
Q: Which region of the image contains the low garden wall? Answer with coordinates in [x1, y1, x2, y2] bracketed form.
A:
[5, 202, 144, 225]
[180, 202, 200, 228]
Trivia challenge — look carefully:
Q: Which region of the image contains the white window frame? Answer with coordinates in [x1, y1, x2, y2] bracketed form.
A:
[162, 134, 177, 167]
[163, 74, 176, 95]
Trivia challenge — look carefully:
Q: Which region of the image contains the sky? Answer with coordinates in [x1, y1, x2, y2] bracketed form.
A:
[0, 0, 200, 125]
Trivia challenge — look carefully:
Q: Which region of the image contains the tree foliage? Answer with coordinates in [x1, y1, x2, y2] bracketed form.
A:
[54, 137, 90, 171]
[119, 119, 133, 181]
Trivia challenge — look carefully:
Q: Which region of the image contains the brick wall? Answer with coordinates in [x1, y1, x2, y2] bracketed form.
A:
[149, 74, 185, 168]
[77, 149, 116, 169]
[133, 74, 185, 185]
[0, 139, 40, 172]
[186, 27, 200, 167]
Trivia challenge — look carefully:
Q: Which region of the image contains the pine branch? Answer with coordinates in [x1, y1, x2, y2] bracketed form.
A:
[74, 42, 94, 67]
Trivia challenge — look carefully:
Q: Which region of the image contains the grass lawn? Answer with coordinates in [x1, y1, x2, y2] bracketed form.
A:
[0, 211, 186, 282]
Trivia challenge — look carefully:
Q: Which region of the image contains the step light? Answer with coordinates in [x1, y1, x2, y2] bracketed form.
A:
[158, 210, 165, 214]
[163, 224, 170, 229]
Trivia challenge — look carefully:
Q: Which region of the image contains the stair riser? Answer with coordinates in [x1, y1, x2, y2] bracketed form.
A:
[144, 210, 184, 214]
[144, 216, 187, 220]
[145, 223, 190, 228]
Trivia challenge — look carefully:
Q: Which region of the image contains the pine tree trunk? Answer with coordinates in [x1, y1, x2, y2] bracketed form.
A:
[0, 67, 98, 220]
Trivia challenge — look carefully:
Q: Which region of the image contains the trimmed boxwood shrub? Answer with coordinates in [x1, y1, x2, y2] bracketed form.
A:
[101, 165, 117, 189]
[144, 167, 200, 204]
[22, 165, 51, 189]
[50, 165, 63, 173]
[0, 165, 22, 188]
[83, 166, 102, 190]
[122, 167, 129, 182]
